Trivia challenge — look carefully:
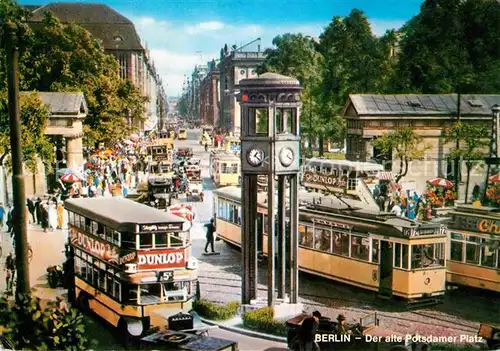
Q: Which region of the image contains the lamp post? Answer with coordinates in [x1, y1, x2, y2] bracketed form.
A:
[1, 19, 31, 298]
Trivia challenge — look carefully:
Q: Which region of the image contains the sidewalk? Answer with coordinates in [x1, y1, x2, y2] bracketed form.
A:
[0, 222, 67, 302]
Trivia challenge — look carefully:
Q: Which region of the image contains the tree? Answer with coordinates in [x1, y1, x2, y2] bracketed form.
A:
[371, 127, 431, 183]
[317, 9, 390, 154]
[257, 33, 325, 155]
[0, 92, 53, 172]
[394, 0, 500, 94]
[444, 122, 489, 203]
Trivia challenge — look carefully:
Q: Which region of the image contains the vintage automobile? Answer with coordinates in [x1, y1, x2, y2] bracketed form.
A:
[187, 182, 203, 202]
[176, 148, 194, 159]
[286, 312, 415, 351]
[479, 323, 500, 350]
[186, 164, 201, 181]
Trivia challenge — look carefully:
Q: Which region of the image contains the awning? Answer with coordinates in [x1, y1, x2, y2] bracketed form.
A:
[378, 172, 394, 181]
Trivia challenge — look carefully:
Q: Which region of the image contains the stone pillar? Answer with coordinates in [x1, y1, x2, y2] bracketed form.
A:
[242, 174, 258, 304]
[66, 136, 84, 170]
[277, 175, 286, 299]
[289, 174, 299, 303]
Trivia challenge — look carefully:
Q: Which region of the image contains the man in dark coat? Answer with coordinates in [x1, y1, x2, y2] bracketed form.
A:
[204, 218, 216, 253]
[34, 197, 42, 224]
[27, 198, 35, 224]
[298, 311, 321, 351]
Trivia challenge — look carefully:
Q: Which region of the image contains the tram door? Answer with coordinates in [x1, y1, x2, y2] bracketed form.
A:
[379, 240, 393, 297]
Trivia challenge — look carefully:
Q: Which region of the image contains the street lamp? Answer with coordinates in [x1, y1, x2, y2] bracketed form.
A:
[0, 18, 31, 298]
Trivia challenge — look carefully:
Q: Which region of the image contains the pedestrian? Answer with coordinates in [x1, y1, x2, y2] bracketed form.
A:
[35, 197, 42, 224]
[6, 207, 13, 234]
[336, 314, 347, 334]
[0, 203, 5, 229]
[41, 204, 49, 233]
[27, 198, 35, 224]
[57, 201, 64, 229]
[5, 253, 15, 292]
[204, 218, 216, 253]
[297, 311, 321, 351]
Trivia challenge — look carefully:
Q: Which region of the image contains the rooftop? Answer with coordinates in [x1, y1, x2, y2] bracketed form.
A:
[21, 91, 87, 118]
[346, 94, 500, 117]
[64, 197, 184, 231]
[26, 3, 143, 51]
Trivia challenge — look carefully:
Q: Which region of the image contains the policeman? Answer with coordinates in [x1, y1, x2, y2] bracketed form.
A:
[336, 314, 347, 334]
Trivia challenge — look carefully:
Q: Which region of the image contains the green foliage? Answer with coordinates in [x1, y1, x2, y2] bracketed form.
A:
[395, 0, 500, 94]
[372, 126, 430, 182]
[192, 299, 240, 321]
[242, 307, 287, 336]
[0, 91, 53, 172]
[0, 293, 88, 350]
[444, 122, 490, 202]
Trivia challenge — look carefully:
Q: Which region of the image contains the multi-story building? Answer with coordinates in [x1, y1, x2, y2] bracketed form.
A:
[343, 94, 500, 193]
[218, 40, 265, 135]
[188, 65, 208, 122]
[27, 2, 167, 133]
[199, 60, 220, 126]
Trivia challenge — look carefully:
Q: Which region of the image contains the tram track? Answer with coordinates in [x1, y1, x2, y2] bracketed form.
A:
[198, 277, 479, 334]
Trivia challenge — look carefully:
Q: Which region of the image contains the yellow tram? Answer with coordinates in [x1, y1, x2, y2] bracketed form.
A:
[209, 152, 240, 187]
[213, 186, 447, 302]
[65, 198, 198, 337]
[447, 205, 500, 293]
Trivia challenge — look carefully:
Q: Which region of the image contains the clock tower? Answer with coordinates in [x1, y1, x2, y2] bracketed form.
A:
[237, 72, 302, 307]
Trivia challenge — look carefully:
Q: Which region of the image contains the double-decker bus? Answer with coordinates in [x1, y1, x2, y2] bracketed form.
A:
[65, 197, 197, 338]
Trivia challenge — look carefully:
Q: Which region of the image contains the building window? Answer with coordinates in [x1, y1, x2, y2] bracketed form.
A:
[276, 108, 293, 134]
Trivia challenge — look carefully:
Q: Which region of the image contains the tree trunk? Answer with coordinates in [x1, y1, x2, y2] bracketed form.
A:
[308, 134, 314, 158]
[465, 165, 472, 204]
[318, 135, 324, 157]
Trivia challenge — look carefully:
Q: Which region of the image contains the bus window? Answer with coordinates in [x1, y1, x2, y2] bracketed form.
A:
[155, 232, 168, 248]
[106, 273, 114, 295]
[114, 280, 122, 300]
[140, 284, 162, 304]
[169, 233, 184, 247]
[139, 234, 153, 249]
[124, 284, 139, 304]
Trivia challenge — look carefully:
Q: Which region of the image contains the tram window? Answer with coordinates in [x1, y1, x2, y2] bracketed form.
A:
[230, 163, 238, 173]
[314, 228, 331, 252]
[221, 163, 228, 173]
[451, 232, 464, 240]
[450, 240, 464, 262]
[340, 234, 349, 256]
[372, 239, 379, 263]
[299, 225, 313, 248]
[394, 243, 401, 268]
[402, 244, 409, 269]
[263, 215, 268, 234]
[351, 235, 369, 261]
[139, 234, 153, 248]
[218, 200, 225, 218]
[332, 232, 342, 254]
[466, 236, 480, 264]
[481, 239, 497, 267]
[412, 244, 444, 269]
[68, 212, 74, 225]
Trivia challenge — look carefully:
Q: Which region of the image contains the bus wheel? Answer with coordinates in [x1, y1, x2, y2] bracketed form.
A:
[76, 293, 90, 314]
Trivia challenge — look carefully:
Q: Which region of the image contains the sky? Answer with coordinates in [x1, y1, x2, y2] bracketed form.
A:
[19, 0, 424, 96]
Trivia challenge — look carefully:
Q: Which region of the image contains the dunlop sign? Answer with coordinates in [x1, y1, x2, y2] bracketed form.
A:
[303, 172, 348, 189]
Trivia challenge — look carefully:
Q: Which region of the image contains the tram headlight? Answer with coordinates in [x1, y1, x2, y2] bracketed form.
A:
[186, 257, 198, 270]
[424, 277, 431, 285]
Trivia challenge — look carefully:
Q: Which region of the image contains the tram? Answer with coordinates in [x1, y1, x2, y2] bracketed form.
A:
[446, 205, 500, 293]
[209, 152, 240, 187]
[65, 198, 198, 337]
[213, 186, 447, 302]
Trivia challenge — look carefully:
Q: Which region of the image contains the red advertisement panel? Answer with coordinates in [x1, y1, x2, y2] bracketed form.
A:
[137, 248, 185, 270]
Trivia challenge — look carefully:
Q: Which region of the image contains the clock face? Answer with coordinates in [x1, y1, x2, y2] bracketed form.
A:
[279, 148, 295, 167]
[247, 148, 265, 166]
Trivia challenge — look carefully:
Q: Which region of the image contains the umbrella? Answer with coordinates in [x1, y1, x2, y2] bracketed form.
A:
[167, 205, 194, 222]
[489, 174, 500, 183]
[129, 134, 140, 141]
[123, 139, 134, 145]
[427, 177, 453, 188]
[60, 173, 83, 183]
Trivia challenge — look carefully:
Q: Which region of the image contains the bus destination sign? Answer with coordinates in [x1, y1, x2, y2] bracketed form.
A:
[303, 172, 348, 189]
[137, 248, 185, 270]
[141, 223, 181, 232]
[69, 226, 119, 263]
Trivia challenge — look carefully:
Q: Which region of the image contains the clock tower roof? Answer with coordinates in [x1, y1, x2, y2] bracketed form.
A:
[237, 72, 301, 90]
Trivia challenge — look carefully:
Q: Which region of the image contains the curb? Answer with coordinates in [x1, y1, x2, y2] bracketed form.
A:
[200, 317, 287, 343]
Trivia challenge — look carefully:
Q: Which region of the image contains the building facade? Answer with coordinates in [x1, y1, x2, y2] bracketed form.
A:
[27, 3, 167, 133]
[188, 65, 208, 122]
[199, 60, 220, 126]
[343, 94, 499, 193]
[218, 43, 265, 135]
